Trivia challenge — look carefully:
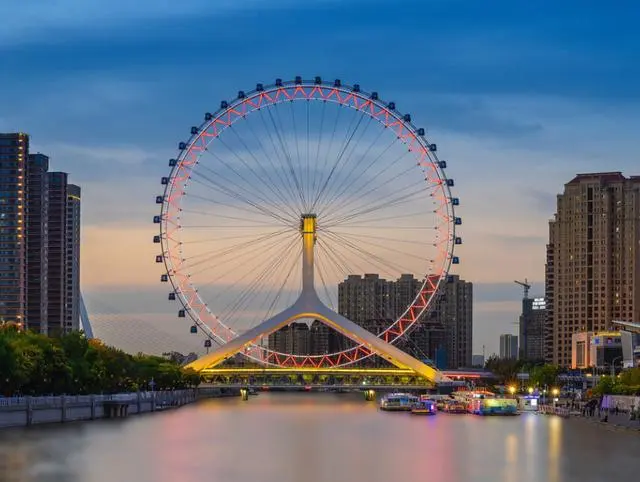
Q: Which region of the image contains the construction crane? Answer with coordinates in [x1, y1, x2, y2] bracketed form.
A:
[514, 279, 531, 299]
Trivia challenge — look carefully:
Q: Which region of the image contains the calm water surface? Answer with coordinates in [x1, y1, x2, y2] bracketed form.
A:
[1, 393, 639, 482]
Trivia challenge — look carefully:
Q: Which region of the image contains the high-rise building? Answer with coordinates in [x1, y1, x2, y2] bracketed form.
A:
[499, 334, 518, 359]
[47, 172, 68, 336]
[309, 320, 329, 355]
[338, 274, 392, 324]
[519, 297, 546, 361]
[65, 184, 81, 332]
[0, 133, 28, 326]
[546, 172, 640, 367]
[0, 133, 81, 337]
[433, 275, 473, 368]
[26, 153, 49, 333]
[337, 273, 473, 369]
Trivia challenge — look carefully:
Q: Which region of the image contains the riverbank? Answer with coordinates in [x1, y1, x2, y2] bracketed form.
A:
[573, 412, 640, 433]
[0, 390, 197, 429]
[536, 404, 640, 433]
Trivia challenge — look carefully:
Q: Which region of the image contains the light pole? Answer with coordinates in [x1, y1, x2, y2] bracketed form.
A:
[610, 356, 622, 378]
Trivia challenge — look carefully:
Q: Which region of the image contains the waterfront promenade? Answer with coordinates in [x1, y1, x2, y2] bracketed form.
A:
[0, 390, 196, 428]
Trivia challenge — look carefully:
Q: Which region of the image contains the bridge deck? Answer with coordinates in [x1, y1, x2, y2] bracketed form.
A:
[200, 367, 420, 376]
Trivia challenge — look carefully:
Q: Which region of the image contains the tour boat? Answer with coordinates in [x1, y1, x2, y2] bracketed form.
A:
[411, 398, 437, 415]
[442, 400, 467, 414]
[379, 393, 418, 411]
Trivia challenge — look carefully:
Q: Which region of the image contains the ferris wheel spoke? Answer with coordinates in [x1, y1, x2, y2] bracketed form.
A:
[312, 106, 367, 211]
[324, 164, 422, 224]
[323, 183, 429, 228]
[317, 118, 387, 217]
[241, 111, 304, 216]
[224, 119, 301, 220]
[258, 107, 305, 213]
[310, 103, 343, 209]
[179, 229, 294, 271]
[179, 208, 284, 226]
[319, 230, 431, 246]
[314, 114, 373, 211]
[183, 231, 298, 277]
[214, 136, 299, 221]
[193, 234, 298, 302]
[322, 210, 432, 228]
[181, 233, 275, 245]
[323, 149, 413, 221]
[199, 148, 297, 223]
[314, 247, 336, 311]
[305, 100, 312, 213]
[187, 175, 294, 226]
[220, 237, 300, 323]
[288, 101, 306, 209]
[310, 101, 327, 202]
[323, 229, 428, 262]
[322, 230, 418, 275]
[248, 242, 301, 330]
[267, 106, 307, 211]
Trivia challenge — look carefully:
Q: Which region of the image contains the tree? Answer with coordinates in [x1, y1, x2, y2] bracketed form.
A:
[484, 355, 522, 384]
[530, 365, 560, 388]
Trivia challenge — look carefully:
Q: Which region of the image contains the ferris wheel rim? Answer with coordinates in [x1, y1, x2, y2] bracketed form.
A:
[157, 77, 458, 367]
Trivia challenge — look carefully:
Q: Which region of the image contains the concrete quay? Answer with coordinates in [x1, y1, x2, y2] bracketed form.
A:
[0, 390, 196, 429]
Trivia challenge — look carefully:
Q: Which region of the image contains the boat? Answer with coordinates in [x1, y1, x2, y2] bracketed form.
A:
[468, 397, 518, 416]
[442, 400, 467, 414]
[411, 398, 437, 415]
[380, 393, 418, 411]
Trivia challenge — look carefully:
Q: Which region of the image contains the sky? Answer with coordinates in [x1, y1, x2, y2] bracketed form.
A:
[1, 0, 639, 357]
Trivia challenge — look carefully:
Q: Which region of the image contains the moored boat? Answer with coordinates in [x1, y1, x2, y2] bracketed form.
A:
[442, 400, 467, 413]
[380, 393, 418, 411]
[411, 398, 437, 415]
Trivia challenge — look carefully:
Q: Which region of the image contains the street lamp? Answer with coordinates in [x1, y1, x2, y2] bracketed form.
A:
[527, 387, 534, 395]
[610, 356, 623, 378]
[509, 385, 516, 397]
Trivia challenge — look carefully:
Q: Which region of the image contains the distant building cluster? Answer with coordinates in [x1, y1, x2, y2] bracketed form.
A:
[0, 133, 81, 335]
[267, 273, 473, 369]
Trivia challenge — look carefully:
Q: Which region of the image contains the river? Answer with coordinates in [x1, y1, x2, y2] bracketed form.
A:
[0, 392, 638, 482]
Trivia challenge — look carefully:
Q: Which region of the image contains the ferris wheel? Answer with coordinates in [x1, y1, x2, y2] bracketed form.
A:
[154, 77, 460, 369]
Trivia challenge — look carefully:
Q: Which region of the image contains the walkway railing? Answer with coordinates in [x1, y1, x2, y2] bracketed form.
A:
[0, 391, 162, 409]
[539, 404, 570, 418]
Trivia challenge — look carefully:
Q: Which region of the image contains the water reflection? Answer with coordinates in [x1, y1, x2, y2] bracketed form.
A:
[0, 393, 639, 482]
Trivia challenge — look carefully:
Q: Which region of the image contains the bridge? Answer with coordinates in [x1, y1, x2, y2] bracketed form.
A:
[183, 214, 448, 387]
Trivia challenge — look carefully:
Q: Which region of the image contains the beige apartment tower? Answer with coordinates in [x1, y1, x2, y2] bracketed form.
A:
[546, 172, 640, 367]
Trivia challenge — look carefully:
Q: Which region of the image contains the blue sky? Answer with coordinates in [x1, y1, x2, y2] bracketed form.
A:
[1, 0, 638, 357]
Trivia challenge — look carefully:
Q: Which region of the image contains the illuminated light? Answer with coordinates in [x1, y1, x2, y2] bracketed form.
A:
[528, 387, 534, 394]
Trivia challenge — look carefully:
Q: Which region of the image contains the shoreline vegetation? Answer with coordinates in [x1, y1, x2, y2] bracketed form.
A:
[0, 326, 200, 397]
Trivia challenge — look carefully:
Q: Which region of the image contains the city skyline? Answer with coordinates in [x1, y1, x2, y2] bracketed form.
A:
[1, 0, 638, 356]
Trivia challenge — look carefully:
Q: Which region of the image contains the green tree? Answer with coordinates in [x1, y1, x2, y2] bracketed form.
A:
[530, 364, 560, 388]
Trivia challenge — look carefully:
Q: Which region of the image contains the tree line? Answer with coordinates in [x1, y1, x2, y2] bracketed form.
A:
[0, 326, 200, 396]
